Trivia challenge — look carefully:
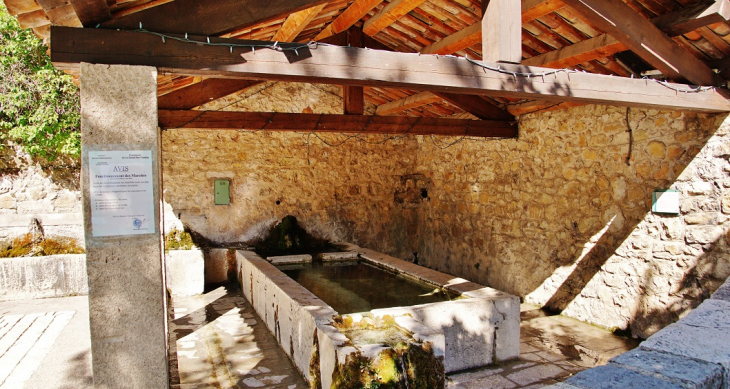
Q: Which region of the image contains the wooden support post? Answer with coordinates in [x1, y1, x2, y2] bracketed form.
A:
[482, 0, 522, 63]
[343, 27, 365, 114]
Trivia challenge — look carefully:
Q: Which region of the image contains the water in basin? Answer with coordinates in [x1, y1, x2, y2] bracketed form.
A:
[278, 260, 454, 314]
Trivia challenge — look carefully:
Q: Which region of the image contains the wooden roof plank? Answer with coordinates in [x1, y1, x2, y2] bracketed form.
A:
[99, 0, 331, 36]
[562, 0, 719, 86]
[273, 4, 327, 42]
[315, 0, 384, 40]
[50, 26, 730, 112]
[159, 110, 518, 138]
[363, 0, 428, 36]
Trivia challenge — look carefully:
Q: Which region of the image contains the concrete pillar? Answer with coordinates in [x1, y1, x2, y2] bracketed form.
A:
[80, 63, 168, 388]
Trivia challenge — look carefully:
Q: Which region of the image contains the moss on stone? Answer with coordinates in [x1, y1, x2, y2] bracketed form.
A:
[0, 233, 85, 257]
[164, 229, 196, 251]
[396, 342, 445, 389]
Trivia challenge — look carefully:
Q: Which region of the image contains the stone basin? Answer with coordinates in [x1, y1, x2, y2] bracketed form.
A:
[236, 242, 520, 387]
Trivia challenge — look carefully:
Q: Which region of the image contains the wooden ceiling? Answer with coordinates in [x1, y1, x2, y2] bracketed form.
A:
[7, 0, 730, 119]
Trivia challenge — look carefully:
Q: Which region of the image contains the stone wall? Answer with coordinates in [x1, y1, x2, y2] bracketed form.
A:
[161, 82, 417, 258]
[161, 81, 730, 338]
[0, 145, 83, 243]
[413, 106, 730, 338]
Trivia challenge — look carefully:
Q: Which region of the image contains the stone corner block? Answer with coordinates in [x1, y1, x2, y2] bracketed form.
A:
[609, 348, 725, 389]
[566, 365, 684, 389]
[711, 277, 730, 302]
[165, 249, 204, 296]
[640, 323, 730, 384]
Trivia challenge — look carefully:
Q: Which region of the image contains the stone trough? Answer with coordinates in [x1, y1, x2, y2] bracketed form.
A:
[236, 242, 520, 387]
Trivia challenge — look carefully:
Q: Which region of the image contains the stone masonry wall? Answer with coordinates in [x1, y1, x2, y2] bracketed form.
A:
[413, 105, 730, 338]
[161, 82, 417, 258]
[0, 146, 82, 243]
[162, 81, 730, 338]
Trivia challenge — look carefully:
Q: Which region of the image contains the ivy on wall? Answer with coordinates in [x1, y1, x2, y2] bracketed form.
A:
[0, 4, 80, 160]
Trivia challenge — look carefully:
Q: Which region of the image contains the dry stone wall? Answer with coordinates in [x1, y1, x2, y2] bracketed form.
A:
[162, 81, 730, 338]
[413, 105, 730, 338]
[0, 146, 82, 242]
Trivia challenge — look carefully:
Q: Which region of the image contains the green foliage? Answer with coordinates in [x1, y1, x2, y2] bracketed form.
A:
[0, 3, 80, 160]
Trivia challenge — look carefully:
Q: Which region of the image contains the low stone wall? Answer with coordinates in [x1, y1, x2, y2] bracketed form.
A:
[0, 254, 88, 301]
[552, 276, 730, 389]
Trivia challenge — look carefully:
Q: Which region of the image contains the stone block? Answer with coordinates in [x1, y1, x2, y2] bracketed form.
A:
[165, 250, 204, 296]
[640, 323, 730, 384]
[317, 252, 358, 261]
[609, 348, 724, 389]
[205, 248, 230, 284]
[0, 194, 16, 209]
[711, 278, 730, 302]
[678, 299, 730, 329]
[565, 365, 684, 389]
[267, 254, 312, 265]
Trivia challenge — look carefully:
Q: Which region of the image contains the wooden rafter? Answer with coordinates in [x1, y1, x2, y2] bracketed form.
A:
[69, 0, 111, 27]
[314, 0, 383, 41]
[273, 4, 327, 42]
[375, 92, 442, 115]
[432, 93, 513, 121]
[158, 79, 264, 110]
[420, 0, 566, 57]
[521, 0, 565, 22]
[98, 0, 330, 36]
[363, 0, 427, 36]
[562, 0, 718, 86]
[525, 0, 730, 69]
[50, 27, 730, 112]
[652, 0, 730, 37]
[158, 110, 517, 138]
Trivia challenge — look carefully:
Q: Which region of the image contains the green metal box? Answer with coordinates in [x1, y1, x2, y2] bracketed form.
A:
[214, 179, 230, 205]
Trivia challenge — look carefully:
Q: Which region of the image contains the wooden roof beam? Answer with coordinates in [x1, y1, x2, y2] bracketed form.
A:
[98, 0, 331, 36]
[562, 0, 719, 86]
[272, 4, 327, 42]
[375, 92, 442, 115]
[70, 0, 111, 27]
[314, 0, 383, 41]
[482, 0, 522, 63]
[159, 110, 517, 138]
[363, 0, 427, 36]
[525, 1, 730, 70]
[158, 79, 264, 110]
[50, 26, 730, 112]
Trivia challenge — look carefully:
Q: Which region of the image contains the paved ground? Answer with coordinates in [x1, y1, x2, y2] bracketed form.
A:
[0, 289, 639, 388]
[169, 285, 306, 389]
[0, 296, 92, 389]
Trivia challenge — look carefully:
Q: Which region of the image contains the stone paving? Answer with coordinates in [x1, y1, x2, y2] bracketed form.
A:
[168, 285, 306, 389]
[446, 305, 639, 388]
[0, 311, 75, 388]
[170, 285, 639, 388]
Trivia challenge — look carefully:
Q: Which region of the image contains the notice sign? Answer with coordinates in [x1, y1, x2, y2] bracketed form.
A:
[89, 150, 155, 237]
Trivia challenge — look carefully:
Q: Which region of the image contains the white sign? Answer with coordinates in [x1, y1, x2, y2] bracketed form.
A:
[652, 190, 680, 215]
[89, 150, 155, 237]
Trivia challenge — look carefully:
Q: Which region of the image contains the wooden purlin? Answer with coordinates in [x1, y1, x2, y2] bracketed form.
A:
[50, 26, 730, 113]
[158, 110, 518, 138]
